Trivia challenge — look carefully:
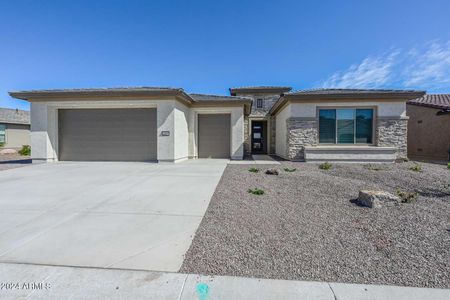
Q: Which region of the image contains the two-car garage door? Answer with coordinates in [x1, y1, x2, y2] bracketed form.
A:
[58, 108, 157, 161]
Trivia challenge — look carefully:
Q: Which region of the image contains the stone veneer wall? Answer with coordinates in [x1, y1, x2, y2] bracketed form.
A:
[269, 116, 276, 154]
[286, 118, 318, 160]
[243, 116, 251, 156]
[376, 118, 408, 159]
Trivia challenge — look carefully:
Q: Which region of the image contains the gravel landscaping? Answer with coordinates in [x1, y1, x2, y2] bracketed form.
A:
[181, 161, 450, 288]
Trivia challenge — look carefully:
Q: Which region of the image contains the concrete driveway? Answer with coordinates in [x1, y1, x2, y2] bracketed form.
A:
[0, 160, 227, 272]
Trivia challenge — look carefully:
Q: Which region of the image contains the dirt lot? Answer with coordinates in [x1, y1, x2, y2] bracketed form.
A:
[181, 161, 450, 288]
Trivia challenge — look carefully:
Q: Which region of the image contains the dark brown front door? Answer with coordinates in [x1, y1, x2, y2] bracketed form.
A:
[251, 121, 267, 154]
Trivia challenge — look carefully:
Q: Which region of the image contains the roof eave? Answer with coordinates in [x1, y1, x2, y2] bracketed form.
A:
[9, 89, 195, 104]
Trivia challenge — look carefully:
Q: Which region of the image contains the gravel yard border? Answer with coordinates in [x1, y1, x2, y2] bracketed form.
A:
[181, 161, 450, 288]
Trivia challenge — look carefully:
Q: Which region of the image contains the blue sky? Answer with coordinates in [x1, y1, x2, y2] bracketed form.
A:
[1, 0, 450, 110]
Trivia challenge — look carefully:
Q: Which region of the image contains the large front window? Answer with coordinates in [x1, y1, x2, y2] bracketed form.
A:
[319, 109, 373, 144]
[0, 124, 5, 144]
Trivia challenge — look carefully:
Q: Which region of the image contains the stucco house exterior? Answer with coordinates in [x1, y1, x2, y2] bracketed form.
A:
[0, 107, 30, 150]
[9, 86, 424, 163]
[407, 94, 450, 163]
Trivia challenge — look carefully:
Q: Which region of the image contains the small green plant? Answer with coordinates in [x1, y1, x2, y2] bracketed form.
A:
[0, 142, 4, 148]
[248, 167, 260, 173]
[18, 145, 31, 156]
[248, 188, 265, 195]
[319, 162, 332, 170]
[409, 163, 422, 172]
[284, 167, 297, 172]
[447, 162, 450, 170]
[365, 164, 383, 171]
[396, 189, 418, 203]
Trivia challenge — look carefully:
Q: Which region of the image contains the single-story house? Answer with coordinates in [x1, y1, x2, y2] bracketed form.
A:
[9, 86, 424, 163]
[407, 94, 450, 163]
[0, 107, 30, 149]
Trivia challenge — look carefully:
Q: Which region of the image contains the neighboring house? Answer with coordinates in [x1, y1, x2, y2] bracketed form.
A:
[407, 94, 450, 163]
[0, 107, 30, 149]
[9, 86, 424, 163]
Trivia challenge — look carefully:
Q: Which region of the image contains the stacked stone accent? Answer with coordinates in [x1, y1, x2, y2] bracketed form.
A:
[286, 118, 318, 160]
[269, 116, 276, 154]
[376, 118, 408, 159]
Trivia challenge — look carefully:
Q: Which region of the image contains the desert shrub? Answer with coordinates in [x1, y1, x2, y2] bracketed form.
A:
[319, 162, 332, 170]
[365, 164, 383, 171]
[248, 167, 260, 173]
[396, 189, 418, 203]
[284, 167, 297, 172]
[409, 163, 422, 172]
[248, 188, 265, 195]
[18, 145, 31, 156]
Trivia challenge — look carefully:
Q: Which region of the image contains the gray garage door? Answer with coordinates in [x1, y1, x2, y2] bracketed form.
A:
[198, 114, 230, 158]
[58, 108, 157, 161]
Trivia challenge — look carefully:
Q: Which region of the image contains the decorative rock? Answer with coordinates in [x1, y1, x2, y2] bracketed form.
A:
[0, 148, 18, 155]
[265, 169, 279, 175]
[357, 190, 401, 208]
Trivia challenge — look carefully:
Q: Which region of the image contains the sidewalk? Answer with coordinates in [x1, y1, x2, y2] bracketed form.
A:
[0, 262, 448, 299]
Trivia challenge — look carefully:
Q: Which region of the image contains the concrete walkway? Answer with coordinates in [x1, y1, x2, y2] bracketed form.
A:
[0, 263, 448, 300]
[228, 155, 281, 165]
[0, 160, 227, 272]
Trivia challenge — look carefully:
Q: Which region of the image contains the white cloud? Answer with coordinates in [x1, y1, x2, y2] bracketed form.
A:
[321, 41, 450, 91]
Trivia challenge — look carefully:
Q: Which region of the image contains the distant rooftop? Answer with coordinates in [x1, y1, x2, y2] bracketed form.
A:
[229, 86, 292, 96]
[0, 108, 30, 125]
[408, 94, 450, 110]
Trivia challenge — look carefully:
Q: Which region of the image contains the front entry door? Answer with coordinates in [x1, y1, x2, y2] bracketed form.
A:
[251, 121, 267, 154]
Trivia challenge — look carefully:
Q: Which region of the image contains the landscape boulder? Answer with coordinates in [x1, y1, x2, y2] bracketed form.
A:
[357, 190, 401, 208]
[265, 169, 279, 175]
[0, 148, 18, 155]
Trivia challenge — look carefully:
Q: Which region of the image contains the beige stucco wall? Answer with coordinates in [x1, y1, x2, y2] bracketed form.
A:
[407, 104, 450, 162]
[275, 105, 290, 159]
[290, 101, 407, 118]
[173, 101, 190, 162]
[2, 123, 30, 149]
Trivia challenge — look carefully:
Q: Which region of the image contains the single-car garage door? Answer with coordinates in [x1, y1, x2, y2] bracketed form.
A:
[198, 114, 230, 158]
[58, 108, 157, 161]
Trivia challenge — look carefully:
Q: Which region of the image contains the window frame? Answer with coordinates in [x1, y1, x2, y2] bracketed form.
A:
[0, 124, 6, 144]
[256, 98, 263, 109]
[317, 107, 376, 145]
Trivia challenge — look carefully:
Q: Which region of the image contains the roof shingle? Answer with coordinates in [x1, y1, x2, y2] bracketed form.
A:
[408, 94, 450, 110]
[0, 108, 30, 125]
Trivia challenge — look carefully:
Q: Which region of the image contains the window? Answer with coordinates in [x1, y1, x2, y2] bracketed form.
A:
[0, 124, 5, 144]
[319, 109, 373, 144]
[256, 98, 263, 108]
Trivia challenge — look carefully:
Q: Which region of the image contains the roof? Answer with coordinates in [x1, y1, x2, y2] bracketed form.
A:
[8, 87, 253, 115]
[0, 108, 30, 125]
[287, 88, 425, 96]
[9, 87, 195, 103]
[190, 93, 252, 101]
[229, 86, 292, 96]
[270, 88, 426, 115]
[408, 94, 450, 110]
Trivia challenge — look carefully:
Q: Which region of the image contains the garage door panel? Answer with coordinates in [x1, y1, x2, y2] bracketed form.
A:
[59, 109, 157, 161]
[198, 114, 230, 158]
